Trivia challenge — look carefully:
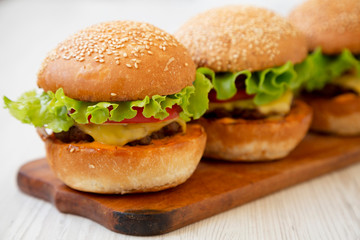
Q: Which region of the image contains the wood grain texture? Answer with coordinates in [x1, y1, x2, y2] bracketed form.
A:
[1, 1, 359, 239]
[16, 133, 360, 236]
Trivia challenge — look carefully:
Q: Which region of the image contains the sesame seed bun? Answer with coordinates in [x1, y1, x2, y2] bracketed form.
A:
[198, 100, 312, 161]
[175, 5, 307, 72]
[38, 124, 206, 194]
[37, 21, 196, 102]
[289, 0, 360, 54]
[302, 94, 360, 135]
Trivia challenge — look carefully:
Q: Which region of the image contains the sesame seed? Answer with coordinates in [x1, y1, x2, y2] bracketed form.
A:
[164, 57, 175, 71]
[70, 148, 75, 153]
[111, 93, 117, 96]
[289, 0, 360, 44]
[44, 21, 182, 70]
[175, 6, 304, 72]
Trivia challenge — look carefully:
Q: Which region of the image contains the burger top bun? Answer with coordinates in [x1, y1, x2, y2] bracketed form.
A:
[37, 21, 196, 102]
[175, 5, 307, 72]
[289, 0, 360, 54]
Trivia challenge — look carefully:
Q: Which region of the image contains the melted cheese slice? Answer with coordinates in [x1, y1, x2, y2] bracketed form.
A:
[208, 90, 293, 115]
[77, 117, 186, 146]
[332, 73, 360, 94]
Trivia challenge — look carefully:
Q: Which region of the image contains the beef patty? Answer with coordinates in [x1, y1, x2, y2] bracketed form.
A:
[54, 122, 183, 146]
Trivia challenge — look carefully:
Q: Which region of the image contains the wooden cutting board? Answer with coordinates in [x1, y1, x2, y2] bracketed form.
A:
[17, 133, 360, 236]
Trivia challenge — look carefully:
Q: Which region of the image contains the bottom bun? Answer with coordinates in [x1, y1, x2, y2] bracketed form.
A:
[39, 124, 206, 194]
[198, 100, 312, 161]
[302, 93, 360, 135]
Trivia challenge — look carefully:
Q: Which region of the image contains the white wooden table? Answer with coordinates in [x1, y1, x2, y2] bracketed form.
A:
[1, 0, 359, 239]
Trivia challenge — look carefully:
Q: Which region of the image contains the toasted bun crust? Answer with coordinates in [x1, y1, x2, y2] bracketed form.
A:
[37, 21, 196, 102]
[39, 124, 206, 194]
[175, 5, 307, 72]
[198, 100, 312, 161]
[302, 93, 360, 135]
[289, 0, 360, 54]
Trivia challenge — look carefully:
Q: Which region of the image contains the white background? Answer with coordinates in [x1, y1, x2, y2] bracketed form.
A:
[0, 0, 359, 239]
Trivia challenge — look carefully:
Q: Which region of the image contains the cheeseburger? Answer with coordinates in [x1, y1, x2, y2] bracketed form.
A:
[175, 6, 313, 161]
[4, 21, 211, 194]
[289, 0, 360, 135]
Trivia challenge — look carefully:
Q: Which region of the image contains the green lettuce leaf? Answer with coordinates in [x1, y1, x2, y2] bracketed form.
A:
[295, 48, 360, 91]
[182, 70, 213, 120]
[4, 91, 74, 132]
[198, 61, 299, 105]
[4, 69, 212, 132]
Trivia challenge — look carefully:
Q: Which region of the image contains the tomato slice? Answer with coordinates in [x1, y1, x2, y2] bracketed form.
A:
[102, 105, 182, 124]
[208, 89, 254, 103]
